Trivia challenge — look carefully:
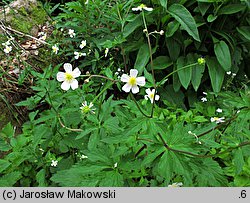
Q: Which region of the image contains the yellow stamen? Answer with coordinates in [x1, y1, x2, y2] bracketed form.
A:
[128, 77, 136, 86]
[65, 73, 74, 82]
[149, 93, 154, 99]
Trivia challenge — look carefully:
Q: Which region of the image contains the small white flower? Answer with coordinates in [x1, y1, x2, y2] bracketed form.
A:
[80, 101, 96, 114]
[39, 33, 47, 41]
[188, 131, 192, 134]
[159, 30, 164, 35]
[202, 92, 207, 95]
[56, 63, 81, 91]
[114, 163, 118, 168]
[168, 182, 183, 187]
[201, 97, 207, 102]
[132, 4, 153, 12]
[232, 73, 236, 77]
[210, 117, 225, 124]
[51, 160, 58, 167]
[80, 40, 87, 49]
[216, 108, 223, 113]
[226, 71, 232, 75]
[4, 45, 12, 54]
[144, 88, 160, 103]
[121, 69, 146, 94]
[117, 68, 121, 72]
[80, 154, 88, 159]
[2, 40, 11, 46]
[74, 52, 86, 59]
[68, 29, 76, 38]
[52, 44, 59, 54]
[104, 48, 109, 57]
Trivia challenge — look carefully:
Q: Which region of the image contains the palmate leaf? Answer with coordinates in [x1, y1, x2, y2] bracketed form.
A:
[51, 164, 109, 186]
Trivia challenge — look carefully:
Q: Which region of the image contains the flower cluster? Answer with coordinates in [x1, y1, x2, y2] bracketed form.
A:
[2, 40, 12, 54]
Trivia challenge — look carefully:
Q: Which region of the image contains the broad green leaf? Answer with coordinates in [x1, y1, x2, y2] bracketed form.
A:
[207, 14, 217, 22]
[233, 148, 244, 175]
[134, 44, 150, 74]
[36, 169, 47, 187]
[214, 41, 231, 71]
[157, 151, 173, 182]
[190, 54, 205, 91]
[0, 122, 14, 138]
[142, 147, 165, 166]
[168, 4, 200, 42]
[177, 56, 192, 89]
[218, 4, 246, 15]
[237, 26, 250, 41]
[0, 160, 11, 173]
[0, 171, 22, 186]
[207, 57, 225, 93]
[151, 56, 173, 70]
[99, 171, 124, 186]
[166, 37, 180, 61]
[165, 20, 180, 37]
[160, 0, 168, 9]
[123, 15, 142, 38]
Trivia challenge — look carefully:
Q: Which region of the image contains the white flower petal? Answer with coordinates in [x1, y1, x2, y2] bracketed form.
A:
[72, 68, 81, 78]
[70, 79, 78, 90]
[155, 95, 160, 101]
[61, 81, 71, 91]
[131, 85, 139, 94]
[122, 83, 132, 93]
[146, 88, 151, 95]
[136, 76, 146, 86]
[144, 95, 149, 100]
[144, 7, 153, 11]
[63, 63, 72, 72]
[130, 69, 138, 77]
[57, 72, 65, 82]
[121, 74, 130, 82]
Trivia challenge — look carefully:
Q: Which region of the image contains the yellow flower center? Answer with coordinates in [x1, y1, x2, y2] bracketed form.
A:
[213, 117, 219, 121]
[149, 93, 154, 99]
[128, 77, 136, 86]
[65, 73, 74, 82]
[140, 4, 146, 8]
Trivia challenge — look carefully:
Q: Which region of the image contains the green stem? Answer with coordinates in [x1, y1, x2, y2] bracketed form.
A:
[142, 11, 156, 118]
[130, 93, 151, 118]
[157, 62, 199, 87]
[92, 81, 114, 103]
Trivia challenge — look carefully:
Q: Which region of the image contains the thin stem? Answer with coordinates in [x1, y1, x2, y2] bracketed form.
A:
[130, 93, 151, 118]
[92, 81, 114, 103]
[157, 62, 199, 87]
[142, 11, 157, 118]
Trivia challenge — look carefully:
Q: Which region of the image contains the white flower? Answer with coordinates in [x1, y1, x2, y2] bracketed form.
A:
[68, 29, 76, 38]
[80, 101, 96, 114]
[114, 163, 118, 168]
[121, 69, 146, 94]
[202, 92, 207, 95]
[226, 71, 231, 75]
[159, 30, 164, 35]
[188, 131, 192, 134]
[56, 63, 81, 91]
[51, 160, 58, 167]
[168, 182, 183, 187]
[232, 73, 236, 77]
[2, 40, 11, 46]
[52, 44, 59, 54]
[144, 88, 160, 103]
[74, 51, 86, 59]
[201, 97, 207, 102]
[80, 154, 88, 159]
[210, 117, 225, 124]
[132, 4, 153, 12]
[80, 40, 87, 49]
[4, 45, 12, 54]
[216, 108, 223, 113]
[104, 48, 109, 57]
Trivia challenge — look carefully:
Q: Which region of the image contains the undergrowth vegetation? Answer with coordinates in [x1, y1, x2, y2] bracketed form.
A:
[0, 0, 250, 187]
